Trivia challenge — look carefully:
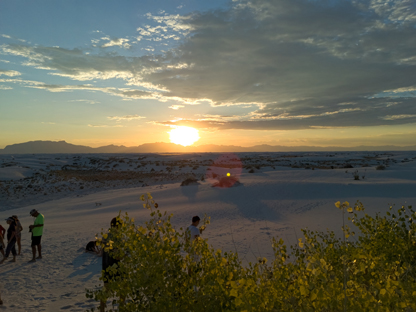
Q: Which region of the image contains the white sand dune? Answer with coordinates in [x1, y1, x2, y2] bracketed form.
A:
[0, 152, 415, 311]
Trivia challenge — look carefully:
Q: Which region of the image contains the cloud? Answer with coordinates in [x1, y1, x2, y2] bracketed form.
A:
[145, 13, 194, 33]
[101, 37, 131, 49]
[69, 99, 99, 105]
[88, 124, 123, 128]
[154, 97, 416, 130]
[107, 115, 146, 121]
[1, 0, 416, 131]
[0, 78, 161, 100]
[0, 44, 143, 82]
[168, 105, 184, 110]
[0, 70, 21, 77]
[381, 114, 416, 121]
[0, 85, 12, 90]
[1, 34, 26, 42]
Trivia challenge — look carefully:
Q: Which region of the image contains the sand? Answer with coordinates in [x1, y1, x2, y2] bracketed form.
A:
[0, 151, 415, 311]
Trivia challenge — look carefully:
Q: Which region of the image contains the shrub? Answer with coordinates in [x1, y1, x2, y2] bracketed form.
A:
[212, 176, 241, 188]
[87, 196, 416, 311]
[180, 177, 199, 186]
[352, 169, 360, 180]
[376, 165, 386, 170]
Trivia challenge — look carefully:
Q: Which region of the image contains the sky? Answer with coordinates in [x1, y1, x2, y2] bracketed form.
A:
[1, 0, 416, 149]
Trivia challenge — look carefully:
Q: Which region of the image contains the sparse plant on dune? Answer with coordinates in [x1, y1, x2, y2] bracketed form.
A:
[87, 195, 416, 311]
[352, 169, 360, 180]
[377, 165, 386, 170]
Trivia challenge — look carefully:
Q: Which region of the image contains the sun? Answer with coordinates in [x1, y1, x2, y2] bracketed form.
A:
[168, 126, 200, 147]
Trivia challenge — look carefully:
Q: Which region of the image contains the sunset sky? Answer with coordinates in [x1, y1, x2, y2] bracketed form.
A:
[1, 0, 416, 149]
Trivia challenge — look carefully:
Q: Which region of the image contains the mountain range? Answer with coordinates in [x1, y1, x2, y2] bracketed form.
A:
[1, 140, 416, 154]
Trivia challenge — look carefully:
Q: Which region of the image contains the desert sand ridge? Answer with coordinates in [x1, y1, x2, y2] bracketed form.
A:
[0, 151, 416, 310]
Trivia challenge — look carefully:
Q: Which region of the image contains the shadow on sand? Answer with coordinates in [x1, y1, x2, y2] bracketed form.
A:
[67, 252, 101, 282]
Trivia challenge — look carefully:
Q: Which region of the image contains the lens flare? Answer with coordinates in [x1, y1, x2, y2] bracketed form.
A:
[207, 153, 243, 188]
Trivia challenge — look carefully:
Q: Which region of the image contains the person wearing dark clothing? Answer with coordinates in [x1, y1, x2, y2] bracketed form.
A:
[86, 240, 101, 255]
[11, 215, 23, 255]
[0, 217, 17, 264]
[102, 246, 121, 281]
[0, 224, 5, 239]
[100, 217, 123, 312]
[0, 224, 5, 258]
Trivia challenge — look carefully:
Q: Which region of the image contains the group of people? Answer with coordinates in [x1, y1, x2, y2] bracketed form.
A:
[0, 209, 44, 305]
[0, 209, 44, 264]
[1, 211, 200, 307]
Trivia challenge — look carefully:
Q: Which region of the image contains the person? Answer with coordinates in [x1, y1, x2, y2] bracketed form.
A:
[28, 209, 44, 263]
[0, 223, 5, 240]
[86, 240, 101, 255]
[100, 217, 123, 312]
[187, 216, 203, 242]
[11, 215, 23, 255]
[186, 216, 205, 277]
[0, 223, 5, 258]
[0, 217, 17, 264]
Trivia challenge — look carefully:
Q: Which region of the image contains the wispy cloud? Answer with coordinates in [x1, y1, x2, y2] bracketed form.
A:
[107, 115, 146, 121]
[0, 78, 160, 100]
[1, 34, 26, 42]
[69, 99, 100, 105]
[0, 70, 21, 77]
[168, 105, 184, 110]
[101, 37, 131, 49]
[0, 85, 12, 90]
[88, 124, 124, 128]
[381, 114, 416, 121]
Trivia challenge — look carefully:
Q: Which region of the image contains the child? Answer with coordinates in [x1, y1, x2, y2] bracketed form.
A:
[85, 240, 101, 255]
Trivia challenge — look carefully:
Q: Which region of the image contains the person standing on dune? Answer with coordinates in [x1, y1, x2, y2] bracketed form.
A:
[11, 215, 23, 255]
[28, 209, 44, 263]
[0, 217, 17, 264]
[0, 223, 5, 258]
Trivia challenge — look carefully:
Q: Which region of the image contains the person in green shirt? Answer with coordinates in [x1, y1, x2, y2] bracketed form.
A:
[28, 209, 44, 263]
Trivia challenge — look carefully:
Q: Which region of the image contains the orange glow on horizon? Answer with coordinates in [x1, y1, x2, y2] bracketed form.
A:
[168, 126, 200, 146]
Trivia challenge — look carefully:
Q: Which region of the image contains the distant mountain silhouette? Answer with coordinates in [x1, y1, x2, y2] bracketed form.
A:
[0, 140, 415, 154]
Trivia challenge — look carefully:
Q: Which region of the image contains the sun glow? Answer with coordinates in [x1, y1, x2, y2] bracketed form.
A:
[168, 126, 200, 146]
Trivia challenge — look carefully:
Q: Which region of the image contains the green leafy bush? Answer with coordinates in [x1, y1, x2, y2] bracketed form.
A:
[86, 195, 416, 311]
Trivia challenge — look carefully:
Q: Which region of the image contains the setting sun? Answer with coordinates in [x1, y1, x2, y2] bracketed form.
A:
[168, 126, 200, 147]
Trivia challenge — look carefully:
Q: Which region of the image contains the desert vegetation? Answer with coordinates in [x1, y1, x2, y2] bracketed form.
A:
[87, 194, 416, 311]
